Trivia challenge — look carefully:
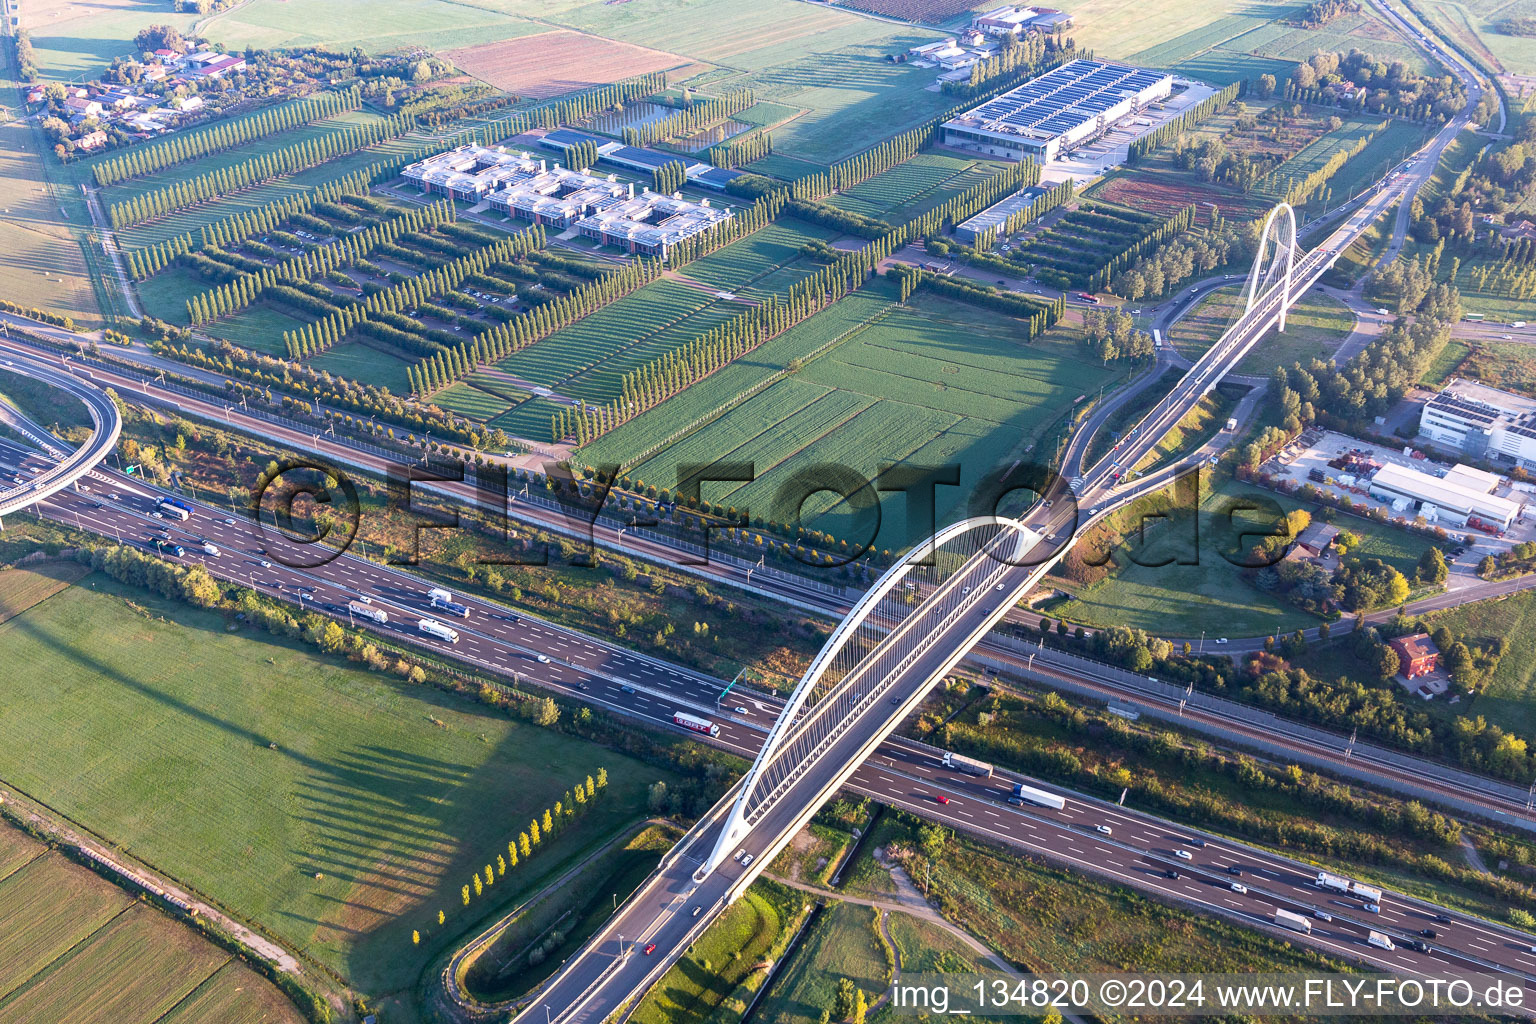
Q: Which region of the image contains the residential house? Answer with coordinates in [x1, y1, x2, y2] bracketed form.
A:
[1388, 633, 1440, 680]
[64, 96, 103, 117]
[76, 130, 109, 152]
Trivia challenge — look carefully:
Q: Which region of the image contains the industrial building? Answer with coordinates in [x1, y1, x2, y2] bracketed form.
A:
[954, 185, 1048, 243]
[940, 58, 1173, 163]
[1366, 461, 1521, 530]
[402, 145, 734, 257]
[1419, 377, 1536, 469]
[971, 6, 1074, 35]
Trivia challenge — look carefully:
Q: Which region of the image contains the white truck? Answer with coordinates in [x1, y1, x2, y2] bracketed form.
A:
[348, 601, 388, 624]
[427, 587, 454, 606]
[1010, 781, 1066, 810]
[200, 542, 220, 556]
[428, 587, 471, 618]
[1275, 909, 1312, 935]
[418, 618, 460, 644]
[1315, 871, 1351, 895]
[942, 751, 993, 777]
[1349, 882, 1384, 904]
[1368, 931, 1394, 951]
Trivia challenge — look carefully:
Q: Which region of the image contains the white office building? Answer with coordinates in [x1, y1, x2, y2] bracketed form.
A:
[1367, 461, 1521, 530]
[1419, 378, 1536, 469]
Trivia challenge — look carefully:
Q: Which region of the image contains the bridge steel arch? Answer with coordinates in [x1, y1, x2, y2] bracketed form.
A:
[700, 515, 1045, 878]
[1242, 202, 1298, 332]
[0, 349, 121, 520]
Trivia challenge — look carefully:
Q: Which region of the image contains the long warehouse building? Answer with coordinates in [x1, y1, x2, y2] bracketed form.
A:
[1367, 462, 1521, 530]
[941, 58, 1172, 163]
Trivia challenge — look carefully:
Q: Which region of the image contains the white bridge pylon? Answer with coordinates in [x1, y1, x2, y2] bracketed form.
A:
[1242, 202, 1297, 333]
[698, 516, 1041, 879]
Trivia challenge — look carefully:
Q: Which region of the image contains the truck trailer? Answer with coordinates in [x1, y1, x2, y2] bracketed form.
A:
[1275, 909, 1312, 934]
[348, 601, 388, 624]
[1367, 931, 1394, 951]
[1011, 781, 1066, 810]
[942, 751, 993, 777]
[418, 618, 459, 644]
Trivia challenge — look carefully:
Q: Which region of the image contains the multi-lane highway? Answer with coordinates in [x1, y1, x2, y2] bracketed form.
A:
[12, 450, 1536, 1019]
[0, 349, 120, 518]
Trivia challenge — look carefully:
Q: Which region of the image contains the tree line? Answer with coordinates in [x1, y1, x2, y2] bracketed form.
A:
[108, 112, 417, 229]
[630, 88, 754, 147]
[1110, 216, 1259, 300]
[185, 198, 456, 326]
[93, 86, 363, 187]
[1126, 83, 1241, 163]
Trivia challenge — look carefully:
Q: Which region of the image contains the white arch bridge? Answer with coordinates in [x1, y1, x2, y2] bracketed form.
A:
[514, 201, 1357, 1023]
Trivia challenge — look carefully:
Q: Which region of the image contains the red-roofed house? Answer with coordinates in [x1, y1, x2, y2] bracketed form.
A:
[1388, 633, 1440, 680]
[76, 130, 108, 152]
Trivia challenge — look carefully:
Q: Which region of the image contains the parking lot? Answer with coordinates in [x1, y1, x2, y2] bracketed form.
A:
[1265, 429, 1536, 557]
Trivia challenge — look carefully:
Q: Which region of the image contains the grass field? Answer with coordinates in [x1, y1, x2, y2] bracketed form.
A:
[1052, 472, 1435, 636]
[306, 340, 416, 396]
[1170, 284, 1355, 376]
[1426, 590, 1536, 736]
[826, 153, 1005, 222]
[606, 284, 1115, 549]
[0, 28, 100, 327]
[0, 567, 678, 1013]
[0, 822, 303, 1024]
[24, 0, 196, 81]
[751, 901, 888, 1024]
[203, 0, 545, 53]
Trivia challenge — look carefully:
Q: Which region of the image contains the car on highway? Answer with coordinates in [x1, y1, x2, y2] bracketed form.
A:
[890, 694, 902, 704]
[1095, 824, 1113, 836]
[1007, 796, 1025, 806]
[1433, 913, 1451, 924]
[995, 583, 1005, 590]
[259, 560, 272, 568]
[1375, 308, 1390, 315]
[536, 654, 551, 664]
[1315, 910, 1333, 921]
[734, 849, 748, 862]
[1407, 939, 1430, 953]
[1230, 882, 1248, 894]
[692, 906, 702, 918]
[299, 592, 313, 602]
[643, 943, 656, 955]
[575, 681, 588, 690]
[1175, 849, 1192, 860]
[221, 517, 236, 526]
[621, 685, 635, 694]
[1419, 928, 1437, 938]
[935, 794, 950, 805]
[1166, 868, 1180, 879]
[1215, 637, 1228, 644]
[733, 706, 748, 714]
[1363, 902, 1381, 913]
[150, 511, 164, 519]
[1503, 334, 1514, 340]
[1186, 837, 1206, 847]
[741, 854, 753, 866]
[1227, 865, 1243, 875]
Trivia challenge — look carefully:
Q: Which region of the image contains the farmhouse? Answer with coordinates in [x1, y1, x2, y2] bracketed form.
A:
[64, 96, 102, 117]
[75, 130, 108, 152]
[1388, 633, 1440, 680]
[941, 58, 1173, 163]
[1421, 377, 1536, 469]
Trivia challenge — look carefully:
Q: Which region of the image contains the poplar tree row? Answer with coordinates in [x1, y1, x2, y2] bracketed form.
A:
[1126, 82, 1241, 163]
[93, 85, 363, 187]
[406, 253, 660, 396]
[1089, 203, 1198, 291]
[109, 111, 417, 229]
[122, 165, 382, 280]
[663, 191, 786, 269]
[650, 159, 689, 195]
[636, 88, 754, 146]
[185, 198, 456, 325]
[705, 130, 771, 169]
[283, 225, 545, 359]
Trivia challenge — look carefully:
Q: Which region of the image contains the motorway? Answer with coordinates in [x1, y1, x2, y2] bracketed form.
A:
[16, 453, 1536, 1022]
[0, 348, 120, 517]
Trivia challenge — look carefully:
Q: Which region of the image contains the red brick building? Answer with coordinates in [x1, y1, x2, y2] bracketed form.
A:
[1388, 633, 1440, 679]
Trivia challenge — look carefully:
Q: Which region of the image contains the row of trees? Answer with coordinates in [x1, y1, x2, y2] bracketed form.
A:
[562, 138, 601, 172]
[892, 265, 1063, 338]
[1080, 306, 1155, 364]
[93, 86, 363, 187]
[628, 88, 754, 146]
[650, 159, 689, 195]
[123, 163, 391, 280]
[186, 198, 457, 325]
[406, 250, 656, 396]
[108, 112, 417, 229]
[941, 32, 1058, 97]
[452, 773, 607, 914]
[704, 129, 770, 169]
[283, 225, 545, 360]
[1126, 82, 1242, 163]
[1087, 203, 1198, 290]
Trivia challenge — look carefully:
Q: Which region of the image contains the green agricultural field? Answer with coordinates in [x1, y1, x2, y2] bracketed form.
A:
[307, 340, 416, 396]
[1295, 119, 1432, 211]
[0, 28, 99, 327]
[1170, 284, 1354, 376]
[95, 109, 389, 208]
[1052, 473, 1434, 636]
[749, 901, 889, 1024]
[827, 153, 1003, 221]
[0, 568, 679, 1012]
[205, 303, 310, 357]
[1253, 114, 1386, 202]
[23, 0, 196, 82]
[203, 0, 546, 53]
[0, 823, 303, 1024]
[614, 286, 1116, 551]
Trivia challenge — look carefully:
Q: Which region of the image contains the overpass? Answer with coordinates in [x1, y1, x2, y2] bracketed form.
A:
[511, 193, 1399, 1021]
[0, 348, 121, 523]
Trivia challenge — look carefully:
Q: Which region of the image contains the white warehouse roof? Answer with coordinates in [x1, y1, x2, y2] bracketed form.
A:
[1370, 462, 1520, 527]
